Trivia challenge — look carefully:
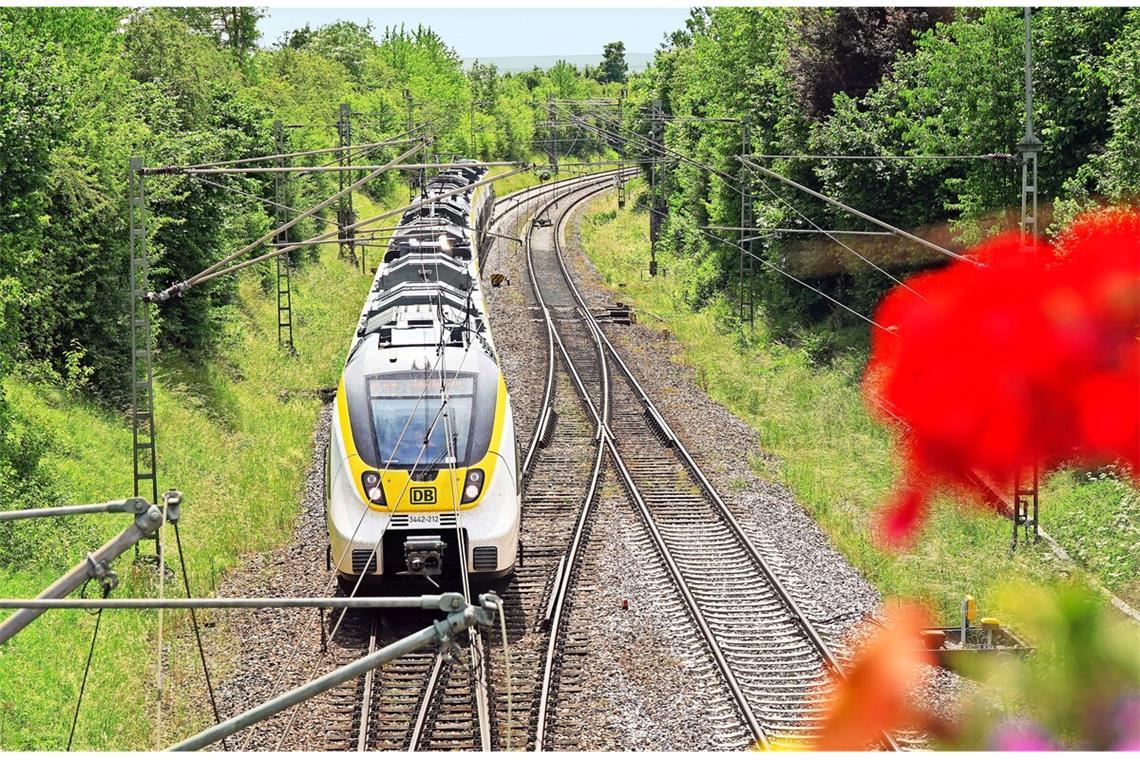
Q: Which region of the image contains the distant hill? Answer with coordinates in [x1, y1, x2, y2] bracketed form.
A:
[462, 52, 652, 73]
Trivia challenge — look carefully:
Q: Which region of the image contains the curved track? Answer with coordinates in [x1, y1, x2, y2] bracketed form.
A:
[525, 174, 900, 751]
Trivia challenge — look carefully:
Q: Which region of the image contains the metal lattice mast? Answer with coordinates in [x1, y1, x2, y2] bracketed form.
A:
[1013, 6, 1042, 548]
[273, 120, 296, 354]
[648, 98, 663, 277]
[738, 117, 755, 325]
[128, 157, 159, 552]
[547, 97, 559, 175]
[404, 89, 422, 202]
[337, 103, 358, 267]
[617, 88, 627, 209]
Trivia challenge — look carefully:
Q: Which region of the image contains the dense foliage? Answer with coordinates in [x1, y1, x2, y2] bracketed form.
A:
[625, 7, 1139, 335]
[0, 7, 617, 513]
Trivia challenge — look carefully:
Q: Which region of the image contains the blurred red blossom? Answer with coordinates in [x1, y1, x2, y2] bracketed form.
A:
[863, 209, 1140, 543]
[811, 604, 935, 750]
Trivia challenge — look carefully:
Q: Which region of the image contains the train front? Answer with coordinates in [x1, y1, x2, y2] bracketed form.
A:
[325, 169, 519, 590]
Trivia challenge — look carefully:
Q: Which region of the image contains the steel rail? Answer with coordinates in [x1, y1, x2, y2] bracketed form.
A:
[520, 178, 622, 749]
[349, 172, 620, 753]
[514, 170, 633, 477]
[168, 597, 498, 752]
[550, 183, 901, 751]
[356, 615, 380, 751]
[530, 183, 768, 748]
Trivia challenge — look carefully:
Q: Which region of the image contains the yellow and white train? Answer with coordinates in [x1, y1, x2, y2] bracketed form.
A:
[325, 162, 520, 588]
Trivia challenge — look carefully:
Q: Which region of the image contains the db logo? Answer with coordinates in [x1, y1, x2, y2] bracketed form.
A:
[410, 487, 437, 505]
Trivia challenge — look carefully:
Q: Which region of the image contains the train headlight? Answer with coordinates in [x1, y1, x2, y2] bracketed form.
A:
[361, 471, 386, 505]
[461, 468, 484, 504]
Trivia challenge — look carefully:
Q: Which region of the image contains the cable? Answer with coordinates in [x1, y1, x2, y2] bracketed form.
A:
[155, 496, 168, 750]
[186, 174, 336, 229]
[172, 521, 228, 750]
[66, 583, 110, 751]
[574, 111, 971, 268]
[628, 192, 894, 334]
[750, 175, 925, 299]
[748, 152, 1016, 162]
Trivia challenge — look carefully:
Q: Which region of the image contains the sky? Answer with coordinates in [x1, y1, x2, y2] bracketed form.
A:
[257, 7, 692, 59]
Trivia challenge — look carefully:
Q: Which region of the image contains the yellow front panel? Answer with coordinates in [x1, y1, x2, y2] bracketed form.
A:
[336, 373, 509, 512]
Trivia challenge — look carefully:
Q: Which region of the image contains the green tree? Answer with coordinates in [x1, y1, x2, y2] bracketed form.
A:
[168, 7, 265, 63]
[599, 41, 628, 84]
[304, 19, 377, 79]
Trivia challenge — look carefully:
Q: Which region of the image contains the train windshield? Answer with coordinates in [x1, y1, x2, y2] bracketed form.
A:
[368, 374, 478, 468]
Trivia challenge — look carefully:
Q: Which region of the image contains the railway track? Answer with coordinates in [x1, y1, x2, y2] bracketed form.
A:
[525, 174, 901, 750]
[480, 173, 628, 750]
[314, 172, 624, 753]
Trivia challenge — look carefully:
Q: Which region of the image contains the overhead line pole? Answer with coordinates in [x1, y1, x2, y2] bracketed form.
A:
[617, 88, 627, 209]
[274, 120, 296, 354]
[1013, 5, 1042, 548]
[649, 98, 663, 277]
[337, 103, 358, 268]
[128, 157, 160, 557]
[738, 116, 754, 325]
[547, 96, 558, 176]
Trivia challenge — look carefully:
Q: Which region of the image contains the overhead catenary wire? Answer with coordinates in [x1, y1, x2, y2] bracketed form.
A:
[157, 164, 531, 297]
[186, 174, 337, 230]
[175, 160, 523, 176]
[738, 155, 974, 264]
[579, 109, 977, 272]
[748, 173, 925, 299]
[142, 131, 427, 173]
[748, 152, 1016, 162]
[147, 140, 427, 301]
[629, 192, 895, 334]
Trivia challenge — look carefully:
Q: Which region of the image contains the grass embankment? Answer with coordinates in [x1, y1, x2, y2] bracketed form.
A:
[0, 190, 390, 748]
[574, 182, 1139, 623]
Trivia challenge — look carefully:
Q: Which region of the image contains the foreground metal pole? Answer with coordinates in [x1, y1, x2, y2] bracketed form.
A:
[0, 497, 148, 522]
[0, 594, 467, 611]
[168, 594, 499, 751]
[0, 504, 164, 646]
